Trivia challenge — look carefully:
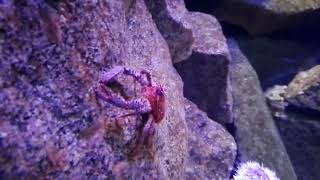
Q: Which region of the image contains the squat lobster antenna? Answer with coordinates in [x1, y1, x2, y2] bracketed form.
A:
[140, 70, 152, 86]
[96, 83, 152, 113]
[99, 66, 124, 84]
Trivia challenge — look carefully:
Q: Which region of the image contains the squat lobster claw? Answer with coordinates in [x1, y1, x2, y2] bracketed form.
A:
[96, 66, 165, 141]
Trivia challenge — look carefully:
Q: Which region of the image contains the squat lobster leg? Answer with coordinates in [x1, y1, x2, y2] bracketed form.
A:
[96, 84, 151, 114]
[100, 66, 151, 86]
[99, 66, 124, 83]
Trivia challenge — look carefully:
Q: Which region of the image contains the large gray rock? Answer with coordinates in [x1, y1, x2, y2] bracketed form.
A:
[146, 0, 232, 124]
[184, 98, 237, 180]
[174, 12, 232, 124]
[228, 39, 297, 180]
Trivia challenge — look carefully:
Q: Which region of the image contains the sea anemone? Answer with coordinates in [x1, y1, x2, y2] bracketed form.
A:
[233, 161, 280, 180]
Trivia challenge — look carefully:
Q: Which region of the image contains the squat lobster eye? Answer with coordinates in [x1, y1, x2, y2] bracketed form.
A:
[156, 87, 164, 96]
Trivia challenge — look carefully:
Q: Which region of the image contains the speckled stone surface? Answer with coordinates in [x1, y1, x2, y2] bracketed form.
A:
[184, 99, 236, 180]
[0, 0, 236, 179]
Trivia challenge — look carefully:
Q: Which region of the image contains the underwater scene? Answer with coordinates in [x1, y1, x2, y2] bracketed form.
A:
[0, 0, 319, 179]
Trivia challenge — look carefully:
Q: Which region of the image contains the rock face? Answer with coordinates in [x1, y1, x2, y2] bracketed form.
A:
[228, 39, 297, 180]
[284, 65, 320, 111]
[146, 0, 233, 124]
[184, 99, 237, 180]
[174, 12, 232, 124]
[0, 0, 236, 179]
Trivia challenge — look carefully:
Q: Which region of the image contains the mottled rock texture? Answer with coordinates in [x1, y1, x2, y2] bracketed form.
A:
[0, 0, 236, 179]
[184, 99, 236, 180]
[146, 0, 233, 124]
[284, 65, 320, 112]
[228, 39, 297, 180]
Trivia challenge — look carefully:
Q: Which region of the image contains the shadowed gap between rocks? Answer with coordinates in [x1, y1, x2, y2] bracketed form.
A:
[174, 52, 231, 125]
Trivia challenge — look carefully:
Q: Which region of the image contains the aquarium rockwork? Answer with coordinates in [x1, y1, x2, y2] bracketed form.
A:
[0, 0, 319, 179]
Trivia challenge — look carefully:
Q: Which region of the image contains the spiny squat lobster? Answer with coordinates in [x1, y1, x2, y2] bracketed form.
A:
[96, 66, 165, 139]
